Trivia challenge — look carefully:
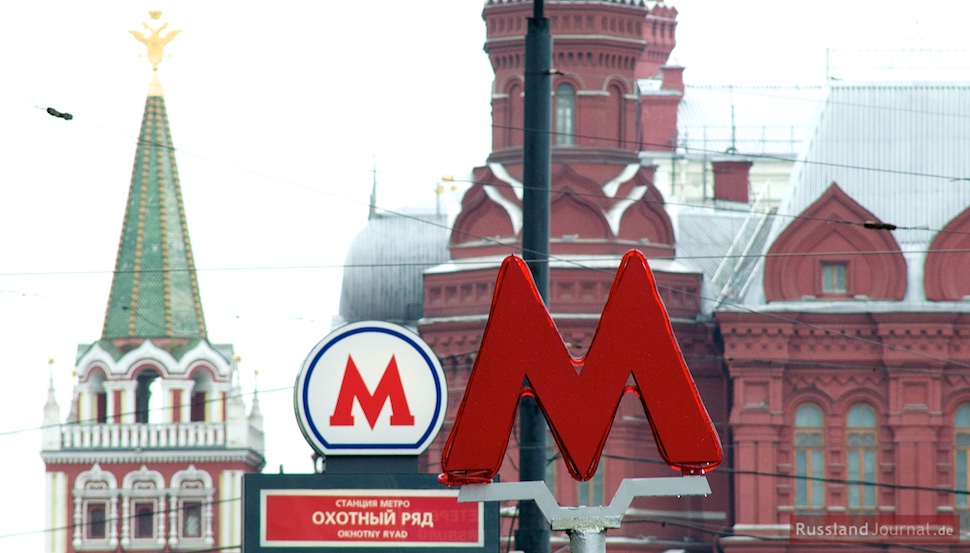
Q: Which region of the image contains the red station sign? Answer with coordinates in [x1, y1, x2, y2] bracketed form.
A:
[261, 489, 484, 548]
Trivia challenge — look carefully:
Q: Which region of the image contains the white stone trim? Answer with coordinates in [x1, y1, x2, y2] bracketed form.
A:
[77, 340, 232, 380]
[219, 470, 243, 550]
[602, 163, 641, 198]
[170, 465, 215, 549]
[45, 471, 68, 553]
[487, 162, 524, 200]
[73, 464, 119, 551]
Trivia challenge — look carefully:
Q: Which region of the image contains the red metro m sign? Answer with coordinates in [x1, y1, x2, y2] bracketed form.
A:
[295, 321, 447, 456]
[439, 250, 722, 486]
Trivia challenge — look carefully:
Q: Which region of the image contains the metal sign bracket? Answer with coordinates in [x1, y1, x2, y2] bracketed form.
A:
[457, 476, 711, 552]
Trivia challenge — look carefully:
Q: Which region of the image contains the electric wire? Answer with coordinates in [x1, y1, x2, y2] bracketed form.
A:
[8, 52, 970, 549]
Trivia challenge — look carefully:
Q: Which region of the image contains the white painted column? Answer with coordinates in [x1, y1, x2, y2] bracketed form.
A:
[209, 382, 231, 423]
[45, 472, 68, 553]
[104, 381, 137, 423]
[219, 470, 243, 550]
[163, 381, 194, 423]
[75, 383, 93, 424]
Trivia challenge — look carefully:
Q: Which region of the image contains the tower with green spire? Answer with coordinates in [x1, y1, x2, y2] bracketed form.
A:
[101, 67, 206, 340]
[41, 13, 264, 553]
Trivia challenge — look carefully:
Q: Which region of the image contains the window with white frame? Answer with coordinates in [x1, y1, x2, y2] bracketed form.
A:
[85, 503, 107, 540]
[169, 465, 214, 549]
[555, 83, 576, 146]
[73, 464, 119, 551]
[133, 502, 154, 539]
[821, 262, 848, 294]
[121, 466, 165, 550]
[181, 501, 203, 538]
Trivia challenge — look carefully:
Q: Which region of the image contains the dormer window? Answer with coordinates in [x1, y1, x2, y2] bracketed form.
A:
[821, 262, 847, 295]
[763, 184, 906, 302]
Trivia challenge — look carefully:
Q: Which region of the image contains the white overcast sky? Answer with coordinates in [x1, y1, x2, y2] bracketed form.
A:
[0, 0, 965, 549]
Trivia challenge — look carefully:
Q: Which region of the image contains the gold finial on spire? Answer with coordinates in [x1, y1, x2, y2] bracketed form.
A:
[130, 11, 180, 71]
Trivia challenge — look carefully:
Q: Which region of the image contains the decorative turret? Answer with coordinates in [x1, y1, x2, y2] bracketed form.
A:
[484, 0, 653, 156]
[448, 0, 678, 260]
[635, 1, 678, 79]
[43, 359, 62, 451]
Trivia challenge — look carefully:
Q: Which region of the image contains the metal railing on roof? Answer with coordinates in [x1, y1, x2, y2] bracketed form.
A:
[677, 125, 804, 157]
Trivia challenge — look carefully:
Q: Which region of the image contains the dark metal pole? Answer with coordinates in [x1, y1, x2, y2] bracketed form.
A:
[516, 0, 551, 552]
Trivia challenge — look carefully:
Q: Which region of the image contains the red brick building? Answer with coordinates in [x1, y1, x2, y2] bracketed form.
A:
[718, 83, 970, 551]
[334, 2, 970, 552]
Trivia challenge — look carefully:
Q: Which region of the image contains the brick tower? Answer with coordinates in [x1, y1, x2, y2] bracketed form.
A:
[419, 2, 730, 551]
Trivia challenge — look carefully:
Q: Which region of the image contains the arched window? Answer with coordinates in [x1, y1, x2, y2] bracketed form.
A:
[955, 404, 970, 527]
[555, 83, 575, 146]
[87, 369, 108, 424]
[610, 83, 625, 148]
[121, 466, 166, 549]
[135, 368, 162, 424]
[794, 404, 825, 510]
[171, 465, 215, 547]
[73, 464, 119, 550]
[508, 82, 523, 148]
[846, 404, 877, 510]
[190, 370, 214, 422]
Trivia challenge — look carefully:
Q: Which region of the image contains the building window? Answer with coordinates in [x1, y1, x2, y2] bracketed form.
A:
[794, 404, 825, 510]
[170, 465, 214, 547]
[86, 503, 107, 540]
[846, 404, 877, 510]
[555, 83, 575, 146]
[577, 463, 604, 507]
[95, 391, 107, 424]
[190, 392, 206, 422]
[122, 467, 165, 548]
[182, 501, 202, 538]
[508, 82, 523, 147]
[955, 404, 970, 529]
[821, 262, 847, 294]
[133, 502, 155, 539]
[135, 368, 161, 423]
[610, 83, 625, 148]
[74, 464, 118, 550]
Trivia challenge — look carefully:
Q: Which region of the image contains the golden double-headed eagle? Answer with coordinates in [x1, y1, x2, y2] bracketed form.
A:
[129, 11, 180, 70]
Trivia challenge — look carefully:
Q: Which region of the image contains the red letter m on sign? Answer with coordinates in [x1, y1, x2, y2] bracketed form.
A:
[329, 355, 415, 429]
[439, 250, 721, 485]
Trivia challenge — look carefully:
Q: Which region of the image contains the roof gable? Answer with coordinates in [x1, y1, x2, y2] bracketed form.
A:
[764, 183, 906, 302]
[925, 206, 970, 301]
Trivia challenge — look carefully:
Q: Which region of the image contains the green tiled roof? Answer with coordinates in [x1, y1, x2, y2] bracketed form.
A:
[102, 77, 207, 339]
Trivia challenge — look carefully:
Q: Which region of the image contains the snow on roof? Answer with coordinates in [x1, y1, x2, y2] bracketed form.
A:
[735, 82, 970, 309]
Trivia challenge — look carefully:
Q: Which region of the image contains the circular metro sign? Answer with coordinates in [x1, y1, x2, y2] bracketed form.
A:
[294, 321, 447, 456]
